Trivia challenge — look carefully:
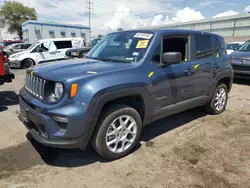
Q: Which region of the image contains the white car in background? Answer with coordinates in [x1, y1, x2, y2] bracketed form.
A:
[8, 38, 85, 69]
[225, 42, 245, 55]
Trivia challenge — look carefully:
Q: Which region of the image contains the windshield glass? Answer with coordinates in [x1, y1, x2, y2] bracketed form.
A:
[87, 31, 154, 63]
[4, 44, 15, 50]
[0, 42, 4, 47]
[27, 41, 40, 50]
[238, 41, 250, 51]
[226, 43, 239, 50]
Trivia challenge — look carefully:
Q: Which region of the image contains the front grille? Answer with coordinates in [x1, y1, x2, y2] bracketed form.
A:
[25, 73, 46, 99]
[232, 64, 250, 71]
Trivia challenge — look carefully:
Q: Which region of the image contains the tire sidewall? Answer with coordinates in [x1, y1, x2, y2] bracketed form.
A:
[93, 106, 142, 160]
[22, 59, 34, 69]
[210, 84, 228, 114]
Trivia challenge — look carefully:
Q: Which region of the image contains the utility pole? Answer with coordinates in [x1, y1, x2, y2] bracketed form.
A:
[86, 0, 94, 41]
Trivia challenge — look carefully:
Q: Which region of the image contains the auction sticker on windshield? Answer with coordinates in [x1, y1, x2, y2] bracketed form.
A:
[134, 33, 153, 39]
[136, 40, 149, 48]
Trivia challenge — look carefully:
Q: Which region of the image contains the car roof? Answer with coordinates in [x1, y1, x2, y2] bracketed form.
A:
[109, 29, 222, 37]
[39, 38, 83, 42]
[227, 42, 245, 44]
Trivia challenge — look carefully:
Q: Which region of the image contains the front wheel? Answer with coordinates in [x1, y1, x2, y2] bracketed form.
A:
[21, 59, 34, 69]
[91, 104, 142, 160]
[205, 83, 228, 114]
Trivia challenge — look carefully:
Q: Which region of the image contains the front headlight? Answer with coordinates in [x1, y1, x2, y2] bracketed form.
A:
[54, 82, 64, 100]
[10, 54, 21, 59]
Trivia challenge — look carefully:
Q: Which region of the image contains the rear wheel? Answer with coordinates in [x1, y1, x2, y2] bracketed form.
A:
[21, 59, 34, 69]
[91, 104, 142, 160]
[205, 83, 228, 114]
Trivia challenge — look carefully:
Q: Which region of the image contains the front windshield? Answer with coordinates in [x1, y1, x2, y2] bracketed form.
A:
[87, 31, 154, 63]
[226, 43, 239, 50]
[238, 41, 250, 52]
[27, 41, 40, 50]
[4, 44, 15, 50]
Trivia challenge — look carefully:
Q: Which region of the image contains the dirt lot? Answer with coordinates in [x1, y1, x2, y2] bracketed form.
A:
[0, 69, 250, 188]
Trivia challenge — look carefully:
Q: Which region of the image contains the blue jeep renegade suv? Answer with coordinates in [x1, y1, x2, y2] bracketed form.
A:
[18, 29, 234, 160]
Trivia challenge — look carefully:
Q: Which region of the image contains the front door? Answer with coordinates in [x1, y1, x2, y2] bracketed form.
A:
[150, 35, 196, 109]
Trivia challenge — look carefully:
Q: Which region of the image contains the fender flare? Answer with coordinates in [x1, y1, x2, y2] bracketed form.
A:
[87, 86, 153, 125]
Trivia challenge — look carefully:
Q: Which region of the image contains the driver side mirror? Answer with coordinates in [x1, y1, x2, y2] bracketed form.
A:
[162, 52, 182, 66]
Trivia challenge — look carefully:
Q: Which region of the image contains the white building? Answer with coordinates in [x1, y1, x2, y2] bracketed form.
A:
[22, 20, 91, 44]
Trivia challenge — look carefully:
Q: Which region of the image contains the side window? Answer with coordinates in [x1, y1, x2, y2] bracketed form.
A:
[41, 43, 48, 52]
[54, 41, 72, 49]
[13, 44, 21, 49]
[152, 36, 189, 63]
[194, 35, 213, 59]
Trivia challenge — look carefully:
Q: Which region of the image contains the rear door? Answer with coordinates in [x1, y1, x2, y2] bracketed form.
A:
[192, 34, 216, 98]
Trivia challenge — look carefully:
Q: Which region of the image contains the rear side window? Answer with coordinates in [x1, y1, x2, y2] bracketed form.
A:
[194, 35, 213, 59]
[54, 41, 72, 49]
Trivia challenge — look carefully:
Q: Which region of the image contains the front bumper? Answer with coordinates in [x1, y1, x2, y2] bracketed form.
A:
[8, 59, 22, 68]
[18, 90, 96, 149]
[233, 70, 250, 79]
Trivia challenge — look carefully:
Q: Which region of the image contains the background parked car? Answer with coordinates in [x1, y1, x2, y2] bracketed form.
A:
[8, 38, 85, 69]
[230, 40, 250, 79]
[3, 43, 32, 56]
[0, 40, 24, 49]
[65, 47, 92, 58]
[89, 38, 102, 47]
[226, 41, 245, 55]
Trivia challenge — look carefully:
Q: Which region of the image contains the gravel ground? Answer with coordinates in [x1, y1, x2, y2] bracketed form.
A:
[0, 69, 249, 188]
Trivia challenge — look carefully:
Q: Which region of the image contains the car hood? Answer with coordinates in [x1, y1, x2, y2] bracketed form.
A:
[9, 50, 28, 57]
[230, 51, 250, 60]
[30, 58, 131, 82]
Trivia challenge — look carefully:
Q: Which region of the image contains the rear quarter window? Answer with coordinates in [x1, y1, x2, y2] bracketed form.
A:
[194, 35, 213, 59]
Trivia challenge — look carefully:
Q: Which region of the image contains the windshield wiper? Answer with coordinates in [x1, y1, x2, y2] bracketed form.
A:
[87, 57, 129, 63]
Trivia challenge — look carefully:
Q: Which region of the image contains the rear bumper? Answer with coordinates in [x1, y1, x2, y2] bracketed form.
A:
[18, 93, 96, 149]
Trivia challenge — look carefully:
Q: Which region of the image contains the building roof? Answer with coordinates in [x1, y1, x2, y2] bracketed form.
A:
[22, 20, 90, 30]
[146, 13, 250, 29]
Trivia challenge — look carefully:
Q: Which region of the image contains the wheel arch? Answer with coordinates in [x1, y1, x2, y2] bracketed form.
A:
[88, 87, 153, 126]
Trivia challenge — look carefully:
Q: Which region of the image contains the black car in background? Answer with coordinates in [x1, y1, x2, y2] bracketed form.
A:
[65, 38, 102, 58]
[230, 40, 250, 79]
[65, 46, 92, 58]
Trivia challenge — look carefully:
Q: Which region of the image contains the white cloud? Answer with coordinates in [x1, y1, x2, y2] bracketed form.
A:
[4, 0, 177, 35]
[0, 27, 18, 40]
[244, 5, 250, 13]
[103, 4, 146, 31]
[212, 10, 239, 19]
[150, 7, 205, 26]
[199, 1, 220, 6]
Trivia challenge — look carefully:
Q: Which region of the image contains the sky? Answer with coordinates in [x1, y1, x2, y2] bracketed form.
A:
[0, 0, 250, 38]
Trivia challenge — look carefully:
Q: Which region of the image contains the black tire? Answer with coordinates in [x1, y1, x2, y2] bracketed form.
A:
[205, 83, 228, 115]
[21, 59, 34, 69]
[91, 104, 142, 160]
